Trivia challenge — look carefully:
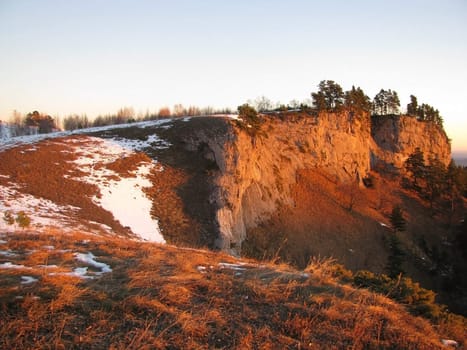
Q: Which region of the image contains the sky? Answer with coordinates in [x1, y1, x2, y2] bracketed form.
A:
[0, 0, 466, 152]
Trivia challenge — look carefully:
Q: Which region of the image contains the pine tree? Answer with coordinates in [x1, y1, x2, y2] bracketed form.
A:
[425, 156, 447, 210]
[390, 205, 406, 233]
[372, 89, 400, 115]
[372, 89, 386, 115]
[407, 95, 418, 116]
[405, 148, 425, 189]
[386, 234, 405, 278]
[344, 86, 371, 114]
[387, 90, 400, 115]
[311, 80, 344, 112]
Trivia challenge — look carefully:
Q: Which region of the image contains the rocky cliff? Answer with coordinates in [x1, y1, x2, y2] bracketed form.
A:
[215, 113, 376, 254]
[170, 113, 451, 255]
[371, 115, 451, 172]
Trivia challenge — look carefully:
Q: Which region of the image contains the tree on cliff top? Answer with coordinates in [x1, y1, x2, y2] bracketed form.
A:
[406, 95, 444, 128]
[418, 103, 444, 127]
[344, 86, 371, 114]
[407, 95, 418, 116]
[372, 89, 400, 115]
[311, 80, 344, 112]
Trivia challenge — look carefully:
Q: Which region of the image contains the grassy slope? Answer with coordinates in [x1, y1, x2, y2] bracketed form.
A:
[0, 230, 455, 349]
[243, 167, 467, 315]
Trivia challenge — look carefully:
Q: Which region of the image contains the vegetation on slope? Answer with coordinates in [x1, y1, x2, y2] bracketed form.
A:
[0, 230, 463, 349]
[1, 104, 465, 348]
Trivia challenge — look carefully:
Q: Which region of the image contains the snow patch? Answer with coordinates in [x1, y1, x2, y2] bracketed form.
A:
[74, 252, 112, 275]
[0, 250, 18, 257]
[39, 264, 58, 269]
[93, 164, 164, 242]
[441, 339, 459, 347]
[0, 185, 79, 231]
[21, 276, 38, 284]
[1, 119, 175, 241]
[0, 118, 175, 152]
[218, 262, 248, 271]
[109, 134, 170, 152]
[72, 138, 165, 243]
[0, 262, 31, 270]
[49, 267, 90, 279]
[67, 267, 90, 279]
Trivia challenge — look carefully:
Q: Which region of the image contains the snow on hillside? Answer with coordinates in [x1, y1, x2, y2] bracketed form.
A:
[0, 118, 175, 152]
[0, 119, 181, 243]
[68, 136, 166, 243]
[0, 184, 80, 232]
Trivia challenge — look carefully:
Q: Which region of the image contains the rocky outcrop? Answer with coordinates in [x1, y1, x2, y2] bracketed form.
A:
[175, 113, 451, 255]
[371, 115, 451, 172]
[176, 113, 370, 254]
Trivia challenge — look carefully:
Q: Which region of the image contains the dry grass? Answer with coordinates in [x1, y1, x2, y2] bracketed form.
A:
[144, 165, 202, 246]
[0, 136, 131, 235]
[1, 230, 461, 349]
[0, 120, 464, 348]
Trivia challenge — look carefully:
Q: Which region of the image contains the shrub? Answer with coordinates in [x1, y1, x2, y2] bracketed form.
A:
[353, 270, 444, 320]
[237, 104, 261, 135]
[16, 211, 31, 230]
[3, 211, 15, 226]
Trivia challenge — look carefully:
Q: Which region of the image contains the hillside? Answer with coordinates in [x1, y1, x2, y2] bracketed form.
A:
[0, 230, 461, 349]
[0, 114, 466, 348]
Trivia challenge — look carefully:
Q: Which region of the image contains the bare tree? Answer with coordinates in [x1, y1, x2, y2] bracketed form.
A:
[339, 181, 363, 212]
[248, 96, 273, 112]
[173, 104, 185, 117]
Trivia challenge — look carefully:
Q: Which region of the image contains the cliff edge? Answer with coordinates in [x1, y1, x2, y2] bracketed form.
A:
[215, 113, 451, 255]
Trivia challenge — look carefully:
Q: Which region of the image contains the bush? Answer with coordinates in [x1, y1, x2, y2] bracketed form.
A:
[15, 211, 31, 230]
[3, 211, 15, 226]
[353, 270, 444, 320]
[237, 104, 261, 135]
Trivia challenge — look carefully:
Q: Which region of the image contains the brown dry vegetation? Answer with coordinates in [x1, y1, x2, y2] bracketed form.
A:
[0, 230, 461, 349]
[243, 167, 466, 310]
[144, 165, 202, 246]
[105, 152, 153, 177]
[0, 136, 133, 235]
[84, 119, 224, 249]
[1, 117, 465, 348]
[243, 169, 395, 270]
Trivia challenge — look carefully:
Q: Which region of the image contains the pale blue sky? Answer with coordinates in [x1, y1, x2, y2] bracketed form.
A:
[1, 0, 466, 151]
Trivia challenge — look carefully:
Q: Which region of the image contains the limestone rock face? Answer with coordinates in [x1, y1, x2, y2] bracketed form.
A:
[178, 113, 451, 255]
[371, 115, 451, 172]
[195, 113, 371, 254]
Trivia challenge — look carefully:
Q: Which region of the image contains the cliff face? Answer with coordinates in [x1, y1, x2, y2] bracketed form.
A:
[208, 113, 372, 254]
[145, 114, 460, 315]
[371, 115, 451, 172]
[175, 113, 451, 255]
